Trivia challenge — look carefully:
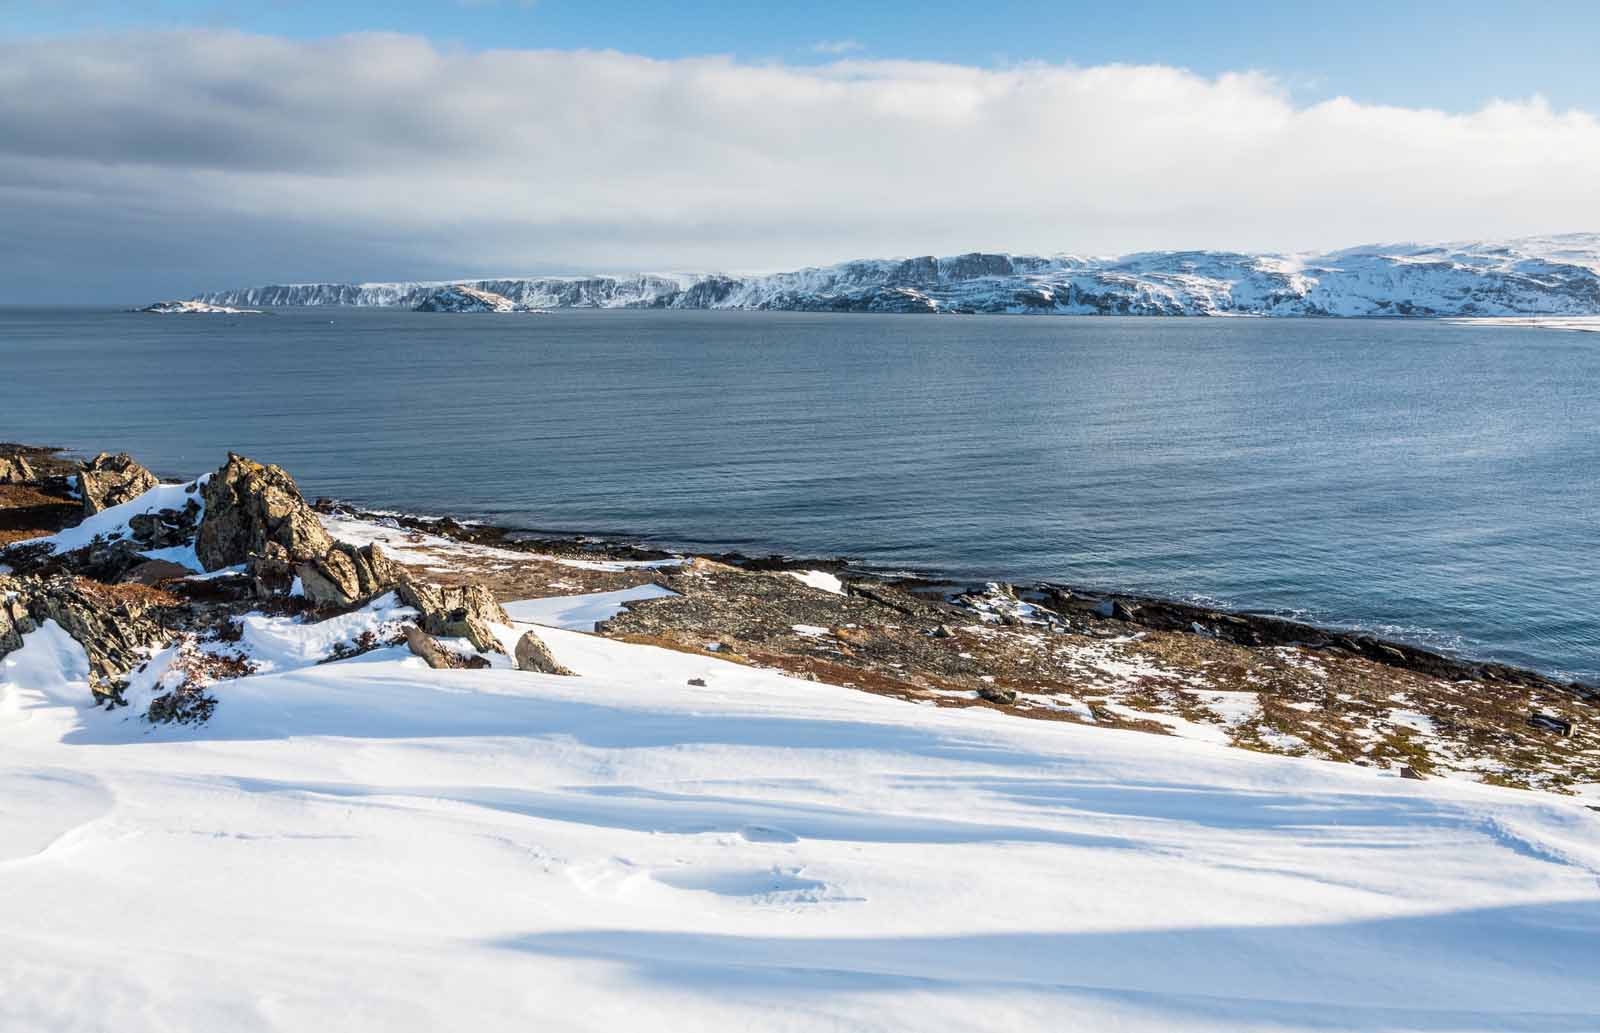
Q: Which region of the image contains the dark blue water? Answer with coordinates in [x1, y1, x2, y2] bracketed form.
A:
[3, 307, 1596, 681]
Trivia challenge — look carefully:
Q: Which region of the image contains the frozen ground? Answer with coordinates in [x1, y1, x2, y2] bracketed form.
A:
[4, 586, 1600, 1031]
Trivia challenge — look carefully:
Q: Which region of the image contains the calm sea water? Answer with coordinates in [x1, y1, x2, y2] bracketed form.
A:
[3, 307, 1596, 681]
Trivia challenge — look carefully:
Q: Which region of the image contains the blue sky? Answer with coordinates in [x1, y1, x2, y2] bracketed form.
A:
[8, 0, 1600, 114]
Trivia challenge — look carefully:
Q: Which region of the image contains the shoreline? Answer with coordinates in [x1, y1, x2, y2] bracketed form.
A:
[316, 495, 1596, 700]
[13, 438, 1592, 696]
[5, 440, 1597, 794]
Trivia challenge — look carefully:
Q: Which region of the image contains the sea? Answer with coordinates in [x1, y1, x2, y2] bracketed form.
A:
[3, 306, 1595, 682]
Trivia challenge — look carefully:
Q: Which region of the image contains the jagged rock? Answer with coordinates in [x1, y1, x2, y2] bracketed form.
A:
[197, 453, 333, 571]
[395, 579, 508, 655]
[0, 454, 37, 484]
[297, 546, 358, 607]
[513, 628, 576, 676]
[341, 542, 402, 599]
[402, 624, 490, 670]
[78, 452, 159, 516]
[295, 542, 402, 609]
[0, 574, 176, 700]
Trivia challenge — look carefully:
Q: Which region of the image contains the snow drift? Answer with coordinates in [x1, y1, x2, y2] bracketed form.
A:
[2, 580, 1599, 1031]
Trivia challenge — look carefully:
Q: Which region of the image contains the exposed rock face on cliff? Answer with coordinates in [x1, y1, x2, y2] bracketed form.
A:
[412, 285, 529, 313]
[77, 452, 159, 516]
[197, 454, 333, 570]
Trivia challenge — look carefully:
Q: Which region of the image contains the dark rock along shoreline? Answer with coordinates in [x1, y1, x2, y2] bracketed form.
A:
[316, 496, 1595, 701]
[3, 441, 1596, 794]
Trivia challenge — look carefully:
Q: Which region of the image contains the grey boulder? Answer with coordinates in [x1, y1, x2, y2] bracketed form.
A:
[513, 628, 576, 676]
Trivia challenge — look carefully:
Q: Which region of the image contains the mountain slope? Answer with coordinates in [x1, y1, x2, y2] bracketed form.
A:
[196, 233, 1600, 316]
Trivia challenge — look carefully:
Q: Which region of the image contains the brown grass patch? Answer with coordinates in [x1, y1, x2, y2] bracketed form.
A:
[71, 578, 185, 609]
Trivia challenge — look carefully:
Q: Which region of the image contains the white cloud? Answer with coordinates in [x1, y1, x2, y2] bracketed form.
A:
[1, 30, 1597, 300]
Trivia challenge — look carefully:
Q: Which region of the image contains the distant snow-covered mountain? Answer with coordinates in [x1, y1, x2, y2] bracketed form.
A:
[195, 234, 1600, 317]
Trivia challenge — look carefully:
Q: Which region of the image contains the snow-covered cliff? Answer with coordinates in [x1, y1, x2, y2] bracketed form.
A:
[196, 233, 1600, 316]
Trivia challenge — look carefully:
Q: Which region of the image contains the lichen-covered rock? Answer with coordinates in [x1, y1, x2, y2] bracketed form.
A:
[395, 578, 508, 655]
[296, 542, 403, 608]
[78, 452, 159, 516]
[0, 454, 37, 484]
[513, 628, 576, 676]
[196, 453, 333, 571]
[0, 574, 176, 701]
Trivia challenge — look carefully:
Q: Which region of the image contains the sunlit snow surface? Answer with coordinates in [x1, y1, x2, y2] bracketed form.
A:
[2, 591, 1599, 1031]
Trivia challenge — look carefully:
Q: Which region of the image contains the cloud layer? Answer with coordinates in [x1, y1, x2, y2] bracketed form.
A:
[3, 30, 1598, 300]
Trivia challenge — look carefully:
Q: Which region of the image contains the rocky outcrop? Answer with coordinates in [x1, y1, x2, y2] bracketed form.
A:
[0, 455, 36, 484]
[513, 628, 576, 676]
[296, 542, 403, 608]
[197, 454, 333, 571]
[395, 579, 509, 655]
[78, 452, 158, 516]
[402, 624, 490, 670]
[0, 574, 177, 700]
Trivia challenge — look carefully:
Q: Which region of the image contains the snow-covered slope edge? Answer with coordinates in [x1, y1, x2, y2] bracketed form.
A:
[197, 233, 1600, 316]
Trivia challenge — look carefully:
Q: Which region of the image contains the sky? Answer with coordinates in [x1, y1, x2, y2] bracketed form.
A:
[2, 0, 1599, 302]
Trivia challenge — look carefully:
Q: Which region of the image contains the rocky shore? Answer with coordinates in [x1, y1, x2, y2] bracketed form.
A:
[3, 442, 1595, 796]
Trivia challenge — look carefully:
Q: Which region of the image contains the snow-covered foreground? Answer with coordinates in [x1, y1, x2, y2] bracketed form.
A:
[3, 592, 1599, 1031]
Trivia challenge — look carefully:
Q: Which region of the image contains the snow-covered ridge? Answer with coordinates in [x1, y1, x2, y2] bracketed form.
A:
[138, 299, 262, 315]
[196, 233, 1600, 317]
